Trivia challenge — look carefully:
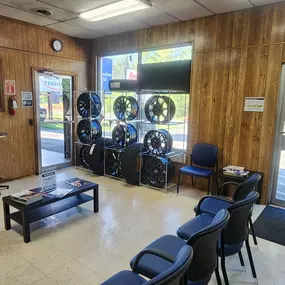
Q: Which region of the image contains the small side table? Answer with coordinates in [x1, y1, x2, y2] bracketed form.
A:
[215, 169, 264, 204]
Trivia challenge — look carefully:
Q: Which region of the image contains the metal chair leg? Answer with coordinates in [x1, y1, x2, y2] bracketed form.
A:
[215, 252, 222, 285]
[245, 238, 257, 280]
[177, 171, 181, 194]
[207, 177, 211, 195]
[220, 254, 229, 285]
[215, 267, 222, 285]
[238, 251, 245, 267]
[249, 217, 258, 246]
[220, 234, 230, 285]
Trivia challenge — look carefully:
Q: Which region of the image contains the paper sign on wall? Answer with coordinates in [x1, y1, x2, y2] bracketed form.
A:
[5, 80, 16, 95]
[244, 97, 265, 112]
[21, 92, 33, 107]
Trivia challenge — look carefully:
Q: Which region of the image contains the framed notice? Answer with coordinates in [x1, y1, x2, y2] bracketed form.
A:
[5, 79, 16, 95]
[21, 92, 33, 107]
[244, 97, 265, 112]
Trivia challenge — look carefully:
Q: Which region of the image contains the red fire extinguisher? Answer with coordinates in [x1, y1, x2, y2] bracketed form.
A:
[8, 96, 17, 116]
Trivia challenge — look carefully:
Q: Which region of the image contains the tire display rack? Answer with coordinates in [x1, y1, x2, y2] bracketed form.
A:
[74, 89, 188, 192]
[74, 91, 106, 173]
[138, 90, 188, 191]
[103, 91, 140, 182]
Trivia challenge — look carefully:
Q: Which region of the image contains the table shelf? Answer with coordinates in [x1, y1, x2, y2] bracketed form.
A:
[9, 193, 93, 225]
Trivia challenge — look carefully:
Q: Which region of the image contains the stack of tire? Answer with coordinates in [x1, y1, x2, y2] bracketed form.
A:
[77, 93, 177, 189]
[106, 96, 141, 183]
[142, 95, 176, 188]
[77, 92, 107, 174]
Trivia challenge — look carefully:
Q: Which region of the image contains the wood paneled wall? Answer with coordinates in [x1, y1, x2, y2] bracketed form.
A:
[0, 16, 90, 181]
[94, 2, 285, 204]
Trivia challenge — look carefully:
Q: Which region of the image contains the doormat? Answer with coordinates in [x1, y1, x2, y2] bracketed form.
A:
[251, 206, 285, 246]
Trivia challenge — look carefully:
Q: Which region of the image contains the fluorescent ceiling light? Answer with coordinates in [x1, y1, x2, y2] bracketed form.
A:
[80, 0, 151, 22]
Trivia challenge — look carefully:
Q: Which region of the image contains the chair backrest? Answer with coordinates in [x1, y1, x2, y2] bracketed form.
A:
[191, 143, 218, 167]
[224, 191, 259, 245]
[146, 245, 193, 285]
[185, 209, 230, 282]
[232, 173, 261, 201]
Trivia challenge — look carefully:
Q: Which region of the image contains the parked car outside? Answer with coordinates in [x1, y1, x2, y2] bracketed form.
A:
[40, 107, 47, 122]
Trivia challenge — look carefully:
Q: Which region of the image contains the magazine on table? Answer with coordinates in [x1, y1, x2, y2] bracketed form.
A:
[66, 178, 90, 188]
[223, 165, 249, 177]
[11, 190, 43, 204]
[43, 187, 74, 198]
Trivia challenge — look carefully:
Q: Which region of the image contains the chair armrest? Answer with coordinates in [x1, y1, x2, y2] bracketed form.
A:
[132, 248, 175, 272]
[217, 181, 239, 196]
[196, 196, 233, 215]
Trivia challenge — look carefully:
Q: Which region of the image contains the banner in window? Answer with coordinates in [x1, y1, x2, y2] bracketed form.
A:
[102, 58, 113, 91]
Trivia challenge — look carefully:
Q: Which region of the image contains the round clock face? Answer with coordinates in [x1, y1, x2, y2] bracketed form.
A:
[52, 40, 63, 52]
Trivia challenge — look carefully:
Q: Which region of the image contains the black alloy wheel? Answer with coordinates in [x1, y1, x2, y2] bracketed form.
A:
[113, 96, 139, 121]
[112, 123, 137, 147]
[145, 157, 175, 188]
[144, 95, 176, 124]
[77, 92, 102, 118]
[144, 129, 173, 155]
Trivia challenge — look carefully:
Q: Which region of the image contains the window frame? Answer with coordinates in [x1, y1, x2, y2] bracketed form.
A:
[0, 59, 5, 112]
[97, 44, 193, 152]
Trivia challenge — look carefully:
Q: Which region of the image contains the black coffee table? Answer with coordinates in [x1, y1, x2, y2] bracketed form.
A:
[2, 178, 99, 243]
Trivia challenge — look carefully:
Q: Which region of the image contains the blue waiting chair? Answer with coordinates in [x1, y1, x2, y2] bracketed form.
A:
[177, 143, 218, 195]
[130, 209, 230, 285]
[216, 173, 262, 246]
[178, 191, 259, 285]
[101, 245, 193, 285]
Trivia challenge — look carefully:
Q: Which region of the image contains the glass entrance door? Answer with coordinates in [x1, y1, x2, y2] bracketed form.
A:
[35, 72, 73, 172]
[271, 65, 285, 206]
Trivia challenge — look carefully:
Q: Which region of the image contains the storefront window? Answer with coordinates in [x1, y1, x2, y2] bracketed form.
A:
[142, 45, 192, 64]
[99, 45, 192, 151]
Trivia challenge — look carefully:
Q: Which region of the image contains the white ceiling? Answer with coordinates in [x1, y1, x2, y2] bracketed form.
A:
[0, 0, 283, 39]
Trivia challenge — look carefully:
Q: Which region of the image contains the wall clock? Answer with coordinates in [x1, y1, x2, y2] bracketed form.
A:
[52, 39, 63, 52]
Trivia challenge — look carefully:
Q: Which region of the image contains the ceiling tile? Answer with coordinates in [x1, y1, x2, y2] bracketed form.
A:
[250, 0, 283, 5]
[153, 0, 213, 21]
[38, 0, 116, 13]
[126, 6, 178, 26]
[66, 16, 150, 36]
[197, 0, 253, 14]
[0, 3, 57, 25]
[0, 0, 77, 21]
[46, 22, 103, 38]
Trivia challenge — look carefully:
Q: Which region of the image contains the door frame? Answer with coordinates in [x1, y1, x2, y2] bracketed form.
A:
[32, 67, 78, 174]
[269, 64, 285, 207]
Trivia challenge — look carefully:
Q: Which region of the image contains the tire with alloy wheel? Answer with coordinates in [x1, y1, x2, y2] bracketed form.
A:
[112, 123, 137, 147]
[77, 92, 102, 118]
[79, 145, 91, 169]
[105, 149, 123, 178]
[121, 143, 146, 185]
[113, 96, 139, 121]
[145, 157, 175, 188]
[77, 119, 102, 144]
[144, 95, 176, 124]
[89, 138, 113, 175]
[144, 129, 173, 155]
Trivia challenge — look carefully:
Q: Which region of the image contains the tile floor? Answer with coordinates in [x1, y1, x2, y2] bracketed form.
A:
[0, 167, 284, 285]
